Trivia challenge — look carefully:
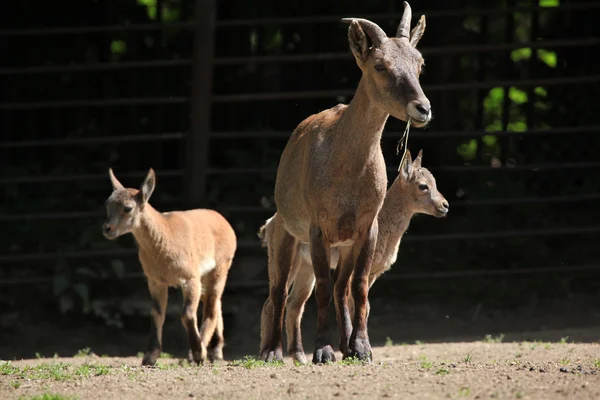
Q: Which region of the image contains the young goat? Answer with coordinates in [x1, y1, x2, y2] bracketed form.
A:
[259, 150, 448, 364]
[103, 168, 237, 366]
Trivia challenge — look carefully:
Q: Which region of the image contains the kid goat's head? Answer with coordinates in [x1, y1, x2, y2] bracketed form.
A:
[103, 168, 156, 240]
[399, 150, 449, 218]
[342, 1, 431, 127]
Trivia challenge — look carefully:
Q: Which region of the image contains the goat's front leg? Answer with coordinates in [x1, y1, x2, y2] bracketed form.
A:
[142, 280, 168, 366]
[348, 218, 378, 363]
[310, 224, 336, 364]
[181, 277, 205, 364]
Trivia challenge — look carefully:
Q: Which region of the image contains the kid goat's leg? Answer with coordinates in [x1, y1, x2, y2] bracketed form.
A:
[285, 258, 316, 365]
[181, 277, 205, 364]
[203, 262, 230, 363]
[142, 280, 168, 366]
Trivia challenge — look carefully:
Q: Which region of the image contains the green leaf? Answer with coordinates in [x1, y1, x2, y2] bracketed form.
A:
[538, 49, 557, 68]
[482, 135, 497, 146]
[509, 87, 528, 105]
[534, 87, 548, 97]
[510, 48, 532, 62]
[110, 40, 127, 55]
[508, 121, 527, 132]
[539, 0, 559, 7]
[457, 139, 478, 161]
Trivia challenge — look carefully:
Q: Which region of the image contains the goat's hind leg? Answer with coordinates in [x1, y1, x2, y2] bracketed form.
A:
[181, 277, 205, 364]
[142, 280, 168, 366]
[203, 262, 230, 363]
[260, 219, 298, 363]
[285, 256, 315, 365]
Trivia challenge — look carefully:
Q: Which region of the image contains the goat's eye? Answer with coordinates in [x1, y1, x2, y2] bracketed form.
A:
[123, 206, 132, 213]
[418, 184, 429, 191]
[374, 64, 386, 72]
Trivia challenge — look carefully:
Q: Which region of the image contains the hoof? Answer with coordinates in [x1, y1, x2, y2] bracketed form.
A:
[260, 348, 284, 363]
[312, 345, 336, 364]
[142, 349, 160, 366]
[291, 351, 308, 366]
[348, 338, 373, 363]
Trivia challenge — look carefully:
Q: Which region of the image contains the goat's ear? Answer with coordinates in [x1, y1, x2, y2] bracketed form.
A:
[410, 15, 426, 47]
[346, 20, 370, 63]
[343, 18, 386, 64]
[139, 168, 156, 204]
[400, 150, 414, 180]
[108, 168, 125, 191]
[413, 149, 423, 169]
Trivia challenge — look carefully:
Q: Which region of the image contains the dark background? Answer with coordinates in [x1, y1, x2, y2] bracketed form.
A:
[1, 0, 599, 360]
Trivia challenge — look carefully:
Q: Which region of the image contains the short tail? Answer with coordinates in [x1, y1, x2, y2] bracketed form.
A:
[257, 223, 268, 248]
[257, 215, 275, 248]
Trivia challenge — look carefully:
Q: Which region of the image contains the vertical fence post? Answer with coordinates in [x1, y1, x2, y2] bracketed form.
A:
[186, 0, 215, 208]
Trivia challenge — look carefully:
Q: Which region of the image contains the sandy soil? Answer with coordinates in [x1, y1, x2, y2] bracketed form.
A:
[2, 340, 600, 400]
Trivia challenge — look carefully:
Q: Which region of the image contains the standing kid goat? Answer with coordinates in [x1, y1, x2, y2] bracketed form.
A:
[103, 168, 237, 366]
[260, 1, 433, 364]
[259, 150, 448, 364]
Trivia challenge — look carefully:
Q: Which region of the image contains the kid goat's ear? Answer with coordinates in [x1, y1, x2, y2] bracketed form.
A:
[400, 150, 414, 180]
[139, 168, 156, 204]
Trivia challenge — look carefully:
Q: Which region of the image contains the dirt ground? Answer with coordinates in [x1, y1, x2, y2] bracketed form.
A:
[2, 337, 600, 400]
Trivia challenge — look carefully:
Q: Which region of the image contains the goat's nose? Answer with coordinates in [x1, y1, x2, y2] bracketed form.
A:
[442, 201, 449, 210]
[415, 102, 431, 116]
[103, 224, 113, 234]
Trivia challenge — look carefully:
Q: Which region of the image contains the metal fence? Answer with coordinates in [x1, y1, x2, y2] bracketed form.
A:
[1, 0, 600, 300]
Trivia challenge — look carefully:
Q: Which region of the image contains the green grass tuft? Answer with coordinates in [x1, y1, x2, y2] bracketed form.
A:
[229, 355, 283, 369]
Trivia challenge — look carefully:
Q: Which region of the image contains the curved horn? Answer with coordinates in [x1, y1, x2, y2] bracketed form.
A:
[342, 18, 387, 47]
[396, 1, 412, 39]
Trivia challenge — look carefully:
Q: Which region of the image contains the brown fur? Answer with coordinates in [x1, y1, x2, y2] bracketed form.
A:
[260, 2, 432, 364]
[103, 168, 236, 366]
[260, 150, 448, 364]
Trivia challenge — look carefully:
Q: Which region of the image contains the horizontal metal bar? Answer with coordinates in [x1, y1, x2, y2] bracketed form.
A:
[0, 97, 187, 111]
[215, 3, 600, 27]
[0, 59, 192, 76]
[3, 125, 597, 151]
[3, 264, 600, 287]
[2, 74, 598, 111]
[211, 75, 600, 103]
[2, 160, 599, 186]
[2, 225, 600, 264]
[218, 193, 600, 213]
[212, 125, 600, 139]
[0, 169, 183, 185]
[3, 37, 596, 76]
[376, 264, 600, 281]
[203, 161, 600, 175]
[213, 38, 600, 66]
[3, 193, 600, 223]
[1, 3, 596, 36]
[0, 133, 184, 149]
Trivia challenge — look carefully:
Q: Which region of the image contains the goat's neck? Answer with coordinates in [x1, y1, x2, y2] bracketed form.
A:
[378, 177, 416, 250]
[132, 205, 171, 255]
[333, 77, 389, 161]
